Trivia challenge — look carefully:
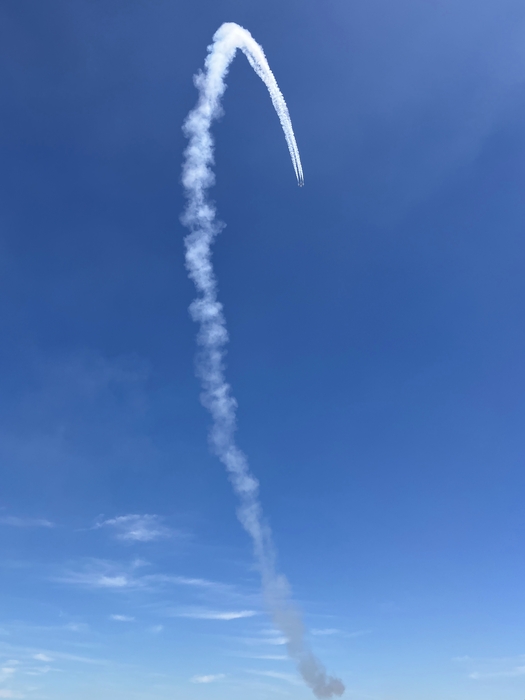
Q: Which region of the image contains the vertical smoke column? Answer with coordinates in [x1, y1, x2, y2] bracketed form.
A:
[181, 22, 344, 699]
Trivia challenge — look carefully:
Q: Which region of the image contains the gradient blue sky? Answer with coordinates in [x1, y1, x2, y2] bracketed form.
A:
[0, 1, 524, 698]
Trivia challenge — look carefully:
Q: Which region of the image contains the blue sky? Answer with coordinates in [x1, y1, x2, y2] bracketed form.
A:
[0, 0, 525, 698]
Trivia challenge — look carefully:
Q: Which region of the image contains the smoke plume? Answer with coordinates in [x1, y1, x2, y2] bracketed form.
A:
[181, 22, 344, 698]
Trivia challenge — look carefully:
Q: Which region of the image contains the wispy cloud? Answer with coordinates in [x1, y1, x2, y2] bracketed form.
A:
[94, 514, 173, 542]
[57, 559, 243, 599]
[311, 628, 371, 639]
[30, 651, 107, 666]
[109, 615, 134, 622]
[0, 646, 107, 700]
[61, 572, 134, 589]
[0, 666, 17, 681]
[63, 622, 89, 632]
[234, 654, 288, 661]
[145, 574, 231, 592]
[161, 575, 229, 589]
[35, 651, 107, 666]
[248, 670, 302, 686]
[25, 665, 53, 677]
[0, 642, 108, 699]
[0, 659, 23, 699]
[191, 674, 226, 684]
[240, 635, 288, 646]
[173, 609, 258, 621]
[0, 621, 89, 636]
[346, 629, 371, 638]
[470, 667, 525, 679]
[0, 516, 53, 528]
[56, 559, 145, 590]
[454, 654, 525, 681]
[146, 573, 259, 610]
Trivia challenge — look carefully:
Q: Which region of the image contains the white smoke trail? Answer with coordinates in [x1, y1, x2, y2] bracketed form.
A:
[181, 22, 344, 699]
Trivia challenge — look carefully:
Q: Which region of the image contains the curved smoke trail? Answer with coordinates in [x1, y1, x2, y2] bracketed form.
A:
[181, 22, 344, 699]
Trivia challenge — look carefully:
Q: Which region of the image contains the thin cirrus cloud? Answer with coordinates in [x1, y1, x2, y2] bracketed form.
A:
[453, 654, 525, 680]
[0, 621, 88, 637]
[56, 559, 146, 590]
[173, 609, 258, 621]
[2, 646, 106, 667]
[145, 574, 225, 589]
[470, 668, 525, 679]
[191, 674, 226, 684]
[57, 559, 240, 595]
[0, 516, 54, 528]
[93, 514, 174, 543]
[311, 628, 371, 640]
[240, 635, 288, 646]
[145, 574, 249, 602]
[56, 560, 258, 626]
[61, 571, 134, 590]
[162, 575, 230, 590]
[38, 651, 108, 666]
[248, 670, 302, 686]
[232, 653, 288, 661]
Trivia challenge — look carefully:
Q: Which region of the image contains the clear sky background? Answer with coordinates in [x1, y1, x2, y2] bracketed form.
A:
[0, 1, 524, 699]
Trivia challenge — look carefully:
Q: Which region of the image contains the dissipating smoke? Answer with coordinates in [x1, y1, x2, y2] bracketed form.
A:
[181, 22, 344, 699]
